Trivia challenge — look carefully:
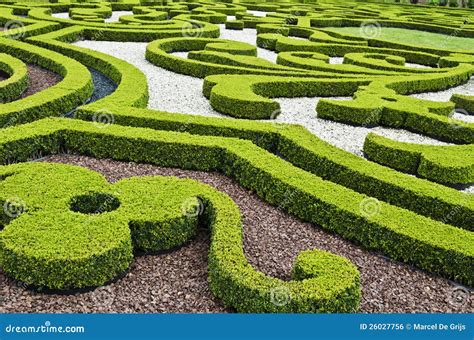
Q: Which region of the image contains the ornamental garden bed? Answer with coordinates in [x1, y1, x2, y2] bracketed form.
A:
[0, 0, 472, 314]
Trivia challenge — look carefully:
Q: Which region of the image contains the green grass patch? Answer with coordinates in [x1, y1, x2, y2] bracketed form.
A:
[325, 27, 474, 52]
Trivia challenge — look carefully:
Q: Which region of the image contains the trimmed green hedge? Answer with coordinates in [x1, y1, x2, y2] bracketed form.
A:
[452, 94, 474, 114]
[27, 8, 220, 42]
[0, 118, 472, 287]
[0, 162, 360, 312]
[364, 133, 474, 184]
[0, 37, 92, 129]
[0, 53, 28, 103]
[225, 20, 244, 30]
[145, 37, 310, 78]
[29, 26, 472, 230]
[0, 1, 470, 297]
[28, 26, 149, 111]
[204, 74, 367, 119]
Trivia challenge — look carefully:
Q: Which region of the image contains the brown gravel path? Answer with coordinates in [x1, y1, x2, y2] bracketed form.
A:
[0, 155, 472, 313]
[19, 64, 61, 98]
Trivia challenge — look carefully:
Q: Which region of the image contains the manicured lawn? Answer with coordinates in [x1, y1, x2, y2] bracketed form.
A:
[325, 26, 474, 51]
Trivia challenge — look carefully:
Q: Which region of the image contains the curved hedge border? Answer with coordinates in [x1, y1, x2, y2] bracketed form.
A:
[0, 118, 472, 287]
[27, 8, 220, 42]
[0, 53, 28, 103]
[29, 25, 473, 235]
[0, 162, 360, 312]
[0, 0, 470, 303]
[364, 133, 474, 185]
[0, 36, 92, 128]
[452, 94, 474, 114]
[145, 37, 311, 78]
[27, 26, 149, 111]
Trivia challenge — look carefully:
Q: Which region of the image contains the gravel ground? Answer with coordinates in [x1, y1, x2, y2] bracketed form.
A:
[274, 97, 451, 155]
[247, 11, 273, 17]
[20, 64, 61, 98]
[88, 67, 117, 104]
[72, 39, 458, 156]
[74, 40, 224, 118]
[0, 155, 471, 313]
[329, 57, 344, 64]
[218, 25, 279, 63]
[405, 63, 430, 68]
[73, 34, 472, 193]
[452, 110, 474, 123]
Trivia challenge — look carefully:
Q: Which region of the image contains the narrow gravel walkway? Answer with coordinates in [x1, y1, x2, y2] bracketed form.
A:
[20, 64, 61, 99]
[1, 155, 471, 313]
[73, 40, 456, 157]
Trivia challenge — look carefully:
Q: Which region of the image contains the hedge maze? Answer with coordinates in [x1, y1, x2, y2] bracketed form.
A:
[0, 0, 472, 313]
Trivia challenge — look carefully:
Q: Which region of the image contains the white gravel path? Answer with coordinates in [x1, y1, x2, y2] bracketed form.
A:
[51, 12, 69, 20]
[452, 110, 474, 123]
[73, 27, 472, 192]
[218, 25, 278, 63]
[75, 40, 450, 153]
[75, 41, 223, 117]
[52, 11, 133, 23]
[405, 63, 430, 69]
[329, 57, 344, 64]
[273, 97, 450, 157]
[247, 11, 273, 17]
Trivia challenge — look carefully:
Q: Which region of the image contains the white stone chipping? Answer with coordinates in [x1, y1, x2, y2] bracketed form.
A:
[247, 11, 273, 17]
[73, 25, 473, 193]
[218, 25, 279, 63]
[405, 63, 430, 69]
[329, 57, 344, 64]
[75, 41, 223, 118]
